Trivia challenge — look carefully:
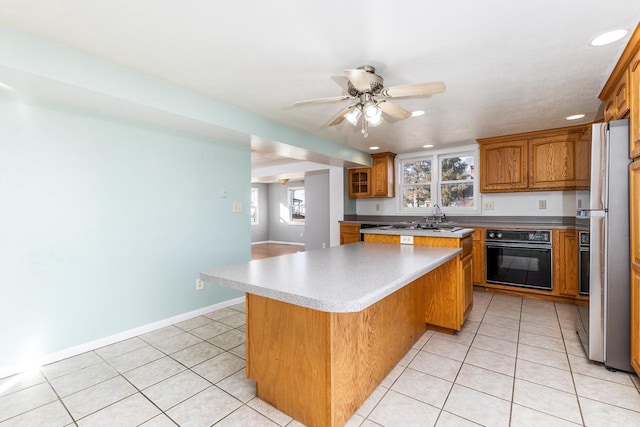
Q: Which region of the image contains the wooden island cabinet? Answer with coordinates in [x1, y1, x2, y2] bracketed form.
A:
[364, 232, 473, 332]
[201, 243, 461, 427]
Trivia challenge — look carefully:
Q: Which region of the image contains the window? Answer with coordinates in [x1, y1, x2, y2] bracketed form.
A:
[250, 187, 259, 225]
[398, 146, 478, 214]
[439, 154, 475, 208]
[289, 187, 305, 223]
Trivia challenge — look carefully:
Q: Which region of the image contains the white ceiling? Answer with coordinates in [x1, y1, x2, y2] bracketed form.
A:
[0, 1, 639, 168]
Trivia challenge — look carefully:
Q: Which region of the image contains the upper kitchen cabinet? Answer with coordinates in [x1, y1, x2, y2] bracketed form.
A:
[347, 152, 396, 198]
[479, 139, 528, 192]
[478, 124, 591, 193]
[529, 127, 591, 190]
[604, 69, 630, 121]
[631, 47, 640, 159]
[348, 168, 371, 198]
[599, 24, 640, 159]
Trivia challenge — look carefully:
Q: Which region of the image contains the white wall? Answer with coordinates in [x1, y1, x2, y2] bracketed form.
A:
[356, 190, 580, 217]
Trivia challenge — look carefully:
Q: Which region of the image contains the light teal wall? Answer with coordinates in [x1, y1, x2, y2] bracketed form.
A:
[0, 97, 248, 368]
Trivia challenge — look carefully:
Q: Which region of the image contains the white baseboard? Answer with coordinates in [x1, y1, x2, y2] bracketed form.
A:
[252, 240, 304, 246]
[0, 296, 245, 379]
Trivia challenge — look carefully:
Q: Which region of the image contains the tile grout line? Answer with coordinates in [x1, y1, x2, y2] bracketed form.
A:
[557, 301, 587, 427]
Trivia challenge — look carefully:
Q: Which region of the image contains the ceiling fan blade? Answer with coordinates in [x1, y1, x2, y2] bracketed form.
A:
[379, 81, 446, 98]
[327, 105, 356, 126]
[293, 95, 352, 106]
[330, 75, 350, 93]
[378, 100, 412, 121]
[344, 68, 371, 92]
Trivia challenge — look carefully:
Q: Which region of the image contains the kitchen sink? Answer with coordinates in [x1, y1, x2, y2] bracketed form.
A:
[388, 223, 462, 232]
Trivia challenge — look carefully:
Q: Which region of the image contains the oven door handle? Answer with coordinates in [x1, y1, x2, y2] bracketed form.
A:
[485, 242, 552, 250]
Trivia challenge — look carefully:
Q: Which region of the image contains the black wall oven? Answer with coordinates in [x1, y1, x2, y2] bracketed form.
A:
[485, 230, 553, 291]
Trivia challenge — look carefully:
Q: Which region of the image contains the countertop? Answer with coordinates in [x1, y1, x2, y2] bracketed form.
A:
[361, 226, 474, 238]
[341, 215, 580, 230]
[200, 242, 461, 313]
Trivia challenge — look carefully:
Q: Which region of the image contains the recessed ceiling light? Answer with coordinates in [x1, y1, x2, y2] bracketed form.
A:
[423, 144, 434, 148]
[0, 81, 15, 91]
[565, 114, 586, 121]
[590, 29, 628, 47]
[411, 110, 425, 117]
[369, 146, 380, 150]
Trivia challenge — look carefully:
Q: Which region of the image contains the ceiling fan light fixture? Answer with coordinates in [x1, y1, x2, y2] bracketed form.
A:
[363, 102, 383, 127]
[344, 106, 362, 126]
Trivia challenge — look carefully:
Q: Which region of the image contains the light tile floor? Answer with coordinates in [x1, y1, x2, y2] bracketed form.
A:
[2, 292, 640, 426]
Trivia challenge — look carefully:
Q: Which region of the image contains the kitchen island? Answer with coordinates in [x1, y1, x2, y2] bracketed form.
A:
[362, 226, 475, 333]
[200, 242, 461, 427]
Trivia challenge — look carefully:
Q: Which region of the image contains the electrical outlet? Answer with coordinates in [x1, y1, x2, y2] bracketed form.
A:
[195, 279, 204, 290]
[538, 199, 547, 209]
[400, 235, 414, 245]
[375, 204, 381, 212]
[484, 201, 495, 210]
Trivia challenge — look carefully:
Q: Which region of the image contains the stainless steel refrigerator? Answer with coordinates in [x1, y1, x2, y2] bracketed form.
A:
[577, 119, 632, 372]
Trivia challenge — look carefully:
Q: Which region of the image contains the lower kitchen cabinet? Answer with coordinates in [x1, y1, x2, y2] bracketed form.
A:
[632, 268, 640, 376]
[340, 223, 361, 245]
[631, 159, 640, 375]
[472, 228, 485, 285]
[553, 229, 579, 297]
[462, 252, 473, 315]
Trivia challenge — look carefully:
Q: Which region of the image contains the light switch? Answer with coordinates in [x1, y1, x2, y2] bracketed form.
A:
[538, 200, 547, 209]
[232, 202, 242, 213]
[220, 187, 228, 198]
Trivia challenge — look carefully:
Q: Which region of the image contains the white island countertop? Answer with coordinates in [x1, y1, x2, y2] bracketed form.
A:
[200, 242, 461, 313]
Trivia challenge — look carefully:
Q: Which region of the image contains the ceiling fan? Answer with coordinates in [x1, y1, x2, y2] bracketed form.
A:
[293, 65, 446, 137]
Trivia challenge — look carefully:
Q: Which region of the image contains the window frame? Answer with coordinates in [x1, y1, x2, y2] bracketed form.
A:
[250, 187, 259, 225]
[288, 186, 305, 225]
[396, 145, 480, 215]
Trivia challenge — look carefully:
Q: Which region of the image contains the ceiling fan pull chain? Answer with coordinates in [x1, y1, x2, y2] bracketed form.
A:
[361, 117, 368, 138]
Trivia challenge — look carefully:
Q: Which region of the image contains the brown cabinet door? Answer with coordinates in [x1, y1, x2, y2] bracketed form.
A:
[614, 69, 630, 118]
[604, 94, 617, 122]
[553, 230, 578, 297]
[479, 140, 528, 192]
[471, 229, 485, 285]
[462, 253, 473, 317]
[575, 127, 592, 189]
[529, 135, 578, 190]
[631, 160, 640, 375]
[348, 168, 371, 198]
[370, 152, 396, 198]
[632, 268, 640, 376]
[340, 223, 362, 245]
[630, 50, 640, 159]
